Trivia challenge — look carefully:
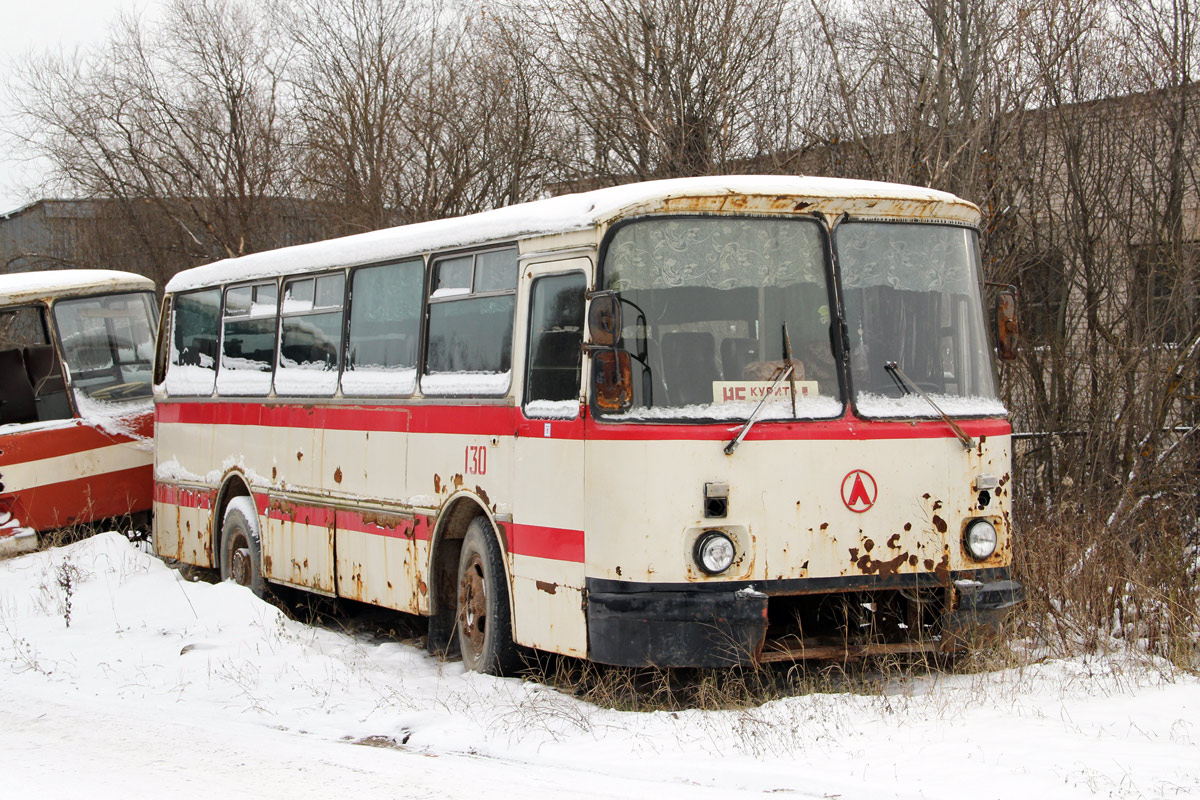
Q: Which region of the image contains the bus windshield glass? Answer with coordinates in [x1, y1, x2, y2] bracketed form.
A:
[600, 216, 843, 420]
[836, 222, 1004, 418]
[54, 291, 158, 402]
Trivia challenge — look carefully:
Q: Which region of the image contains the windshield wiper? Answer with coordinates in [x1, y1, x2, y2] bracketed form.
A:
[725, 362, 795, 456]
[883, 361, 975, 450]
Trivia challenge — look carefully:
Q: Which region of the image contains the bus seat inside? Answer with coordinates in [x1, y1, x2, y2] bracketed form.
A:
[720, 337, 760, 380]
[661, 331, 718, 406]
[0, 348, 38, 426]
[529, 329, 582, 402]
[24, 344, 73, 421]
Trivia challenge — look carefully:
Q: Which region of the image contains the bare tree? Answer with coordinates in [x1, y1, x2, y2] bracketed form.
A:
[276, 0, 429, 232]
[10, 0, 297, 282]
[509, 0, 801, 184]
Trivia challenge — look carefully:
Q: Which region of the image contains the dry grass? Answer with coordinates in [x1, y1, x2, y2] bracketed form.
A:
[1009, 503, 1200, 672]
[518, 650, 963, 712]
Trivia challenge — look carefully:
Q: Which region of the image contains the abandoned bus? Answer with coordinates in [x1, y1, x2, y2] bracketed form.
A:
[0, 270, 157, 555]
[152, 176, 1021, 671]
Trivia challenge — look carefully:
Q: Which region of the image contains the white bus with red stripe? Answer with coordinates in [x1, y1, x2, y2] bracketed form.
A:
[153, 176, 1022, 672]
[1, 270, 157, 555]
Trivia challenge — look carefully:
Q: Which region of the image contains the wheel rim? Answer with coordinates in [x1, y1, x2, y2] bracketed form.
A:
[229, 533, 252, 586]
[458, 552, 488, 659]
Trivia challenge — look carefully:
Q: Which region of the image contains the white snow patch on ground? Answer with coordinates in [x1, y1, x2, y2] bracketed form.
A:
[2, 535, 1198, 798]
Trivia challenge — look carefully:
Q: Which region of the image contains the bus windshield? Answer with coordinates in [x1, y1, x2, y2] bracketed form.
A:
[836, 222, 1004, 418]
[599, 216, 843, 420]
[54, 291, 158, 402]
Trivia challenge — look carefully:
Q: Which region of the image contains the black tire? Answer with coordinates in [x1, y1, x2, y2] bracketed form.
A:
[220, 499, 267, 598]
[456, 517, 519, 675]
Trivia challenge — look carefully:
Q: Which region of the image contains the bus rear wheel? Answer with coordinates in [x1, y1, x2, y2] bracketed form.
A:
[220, 497, 266, 598]
[456, 517, 519, 675]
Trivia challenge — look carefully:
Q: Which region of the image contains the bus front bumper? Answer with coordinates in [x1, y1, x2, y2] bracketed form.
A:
[585, 573, 1025, 667]
[586, 584, 769, 667]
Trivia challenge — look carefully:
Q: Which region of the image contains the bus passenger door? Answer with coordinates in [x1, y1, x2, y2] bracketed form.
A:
[510, 263, 589, 657]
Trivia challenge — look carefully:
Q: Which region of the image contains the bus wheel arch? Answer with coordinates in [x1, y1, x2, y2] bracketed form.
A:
[426, 495, 509, 661]
[212, 473, 253, 562]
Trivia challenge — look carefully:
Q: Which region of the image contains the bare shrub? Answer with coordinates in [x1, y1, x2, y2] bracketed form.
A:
[1011, 502, 1200, 671]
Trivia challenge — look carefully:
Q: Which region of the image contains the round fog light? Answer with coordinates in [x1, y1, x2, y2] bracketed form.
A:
[964, 519, 998, 561]
[694, 530, 736, 574]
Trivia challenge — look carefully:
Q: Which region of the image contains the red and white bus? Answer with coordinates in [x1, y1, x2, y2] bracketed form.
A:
[1, 270, 157, 555]
[153, 176, 1021, 672]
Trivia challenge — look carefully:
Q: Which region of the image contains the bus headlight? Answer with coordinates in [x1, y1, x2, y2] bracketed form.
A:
[694, 530, 736, 575]
[963, 519, 998, 561]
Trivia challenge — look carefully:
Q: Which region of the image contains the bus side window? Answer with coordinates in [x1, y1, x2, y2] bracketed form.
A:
[276, 272, 345, 397]
[524, 273, 586, 417]
[165, 289, 221, 396]
[423, 247, 517, 397]
[343, 258, 423, 397]
[217, 281, 278, 397]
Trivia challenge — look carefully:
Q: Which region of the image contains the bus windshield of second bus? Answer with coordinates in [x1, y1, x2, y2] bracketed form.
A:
[52, 292, 157, 404]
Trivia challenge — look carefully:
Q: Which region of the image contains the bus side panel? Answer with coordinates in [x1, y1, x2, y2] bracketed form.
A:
[334, 510, 430, 615]
[325, 422, 430, 615]
[152, 483, 213, 566]
[510, 426, 587, 657]
[155, 409, 219, 567]
[263, 499, 336, 594]
[152, 495, 180, 559]
[0, 418, 153, 533]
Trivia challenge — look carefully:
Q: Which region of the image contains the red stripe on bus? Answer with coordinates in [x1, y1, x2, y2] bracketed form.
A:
[335, 508, 432, 541]
[155, 400, 1007, 443]
[157, 401, 517, 436]
[5, 465, 153, 531]
[0, 415, 152, 466]
[505, 523, 585, 563]
[583, 416, 1012, 442]
[154, 483, 214, 510]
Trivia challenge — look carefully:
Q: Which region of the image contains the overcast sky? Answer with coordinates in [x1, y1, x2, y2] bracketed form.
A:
[1, 0, 152, 214]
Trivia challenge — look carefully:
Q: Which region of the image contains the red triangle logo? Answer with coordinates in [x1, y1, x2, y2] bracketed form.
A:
[847, 474, 872, 509]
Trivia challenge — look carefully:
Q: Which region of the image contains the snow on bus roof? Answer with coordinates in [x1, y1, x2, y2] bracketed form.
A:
[0, 269, 155, 305]
[166, 175, 976, 293]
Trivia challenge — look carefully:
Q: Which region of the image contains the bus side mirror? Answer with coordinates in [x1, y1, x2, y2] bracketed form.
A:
[587, 291, 622, 347]
[593, 351, 633, 411]
[995, 288, 1018, 361]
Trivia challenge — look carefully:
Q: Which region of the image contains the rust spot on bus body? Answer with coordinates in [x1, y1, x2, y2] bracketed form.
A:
[268, 497, 300, 520]
[932, 515, 947, 533]
[334, 467, 342, 484]
[849, 547, 911, 579]
[933, 553, 951, 582]
[536, 580, 558, 595]
[433, 474, 442, 493]
[452, 474, 464, 489]
[476, 486, 490, 507]
[887, 533, 901, 549]
[360, 510, 409, 535]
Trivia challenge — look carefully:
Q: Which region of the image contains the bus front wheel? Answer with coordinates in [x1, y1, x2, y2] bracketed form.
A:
[456, 517, 519, 675]
[220, 497, 266, 599]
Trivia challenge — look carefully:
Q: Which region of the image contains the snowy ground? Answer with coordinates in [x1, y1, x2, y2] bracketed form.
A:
[1, 534, 1198, 799]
